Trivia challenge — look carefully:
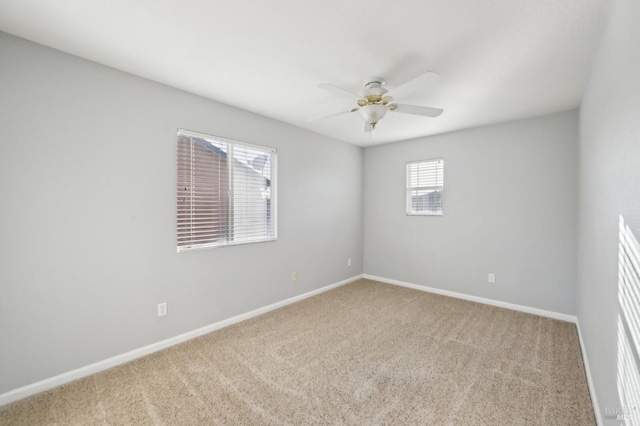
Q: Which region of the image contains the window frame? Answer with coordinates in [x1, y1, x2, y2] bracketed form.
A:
[406, 158, 444, 216]
[176, 129, 277, 252]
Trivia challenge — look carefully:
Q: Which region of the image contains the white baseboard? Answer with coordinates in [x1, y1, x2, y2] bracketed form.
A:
[363, 274, 602, 422]
[576, 320, 602, 426]
[0, 274, 364, 407]
[363, 274, 577, 323]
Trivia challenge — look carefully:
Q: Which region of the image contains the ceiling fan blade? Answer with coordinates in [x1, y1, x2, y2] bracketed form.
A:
[364, 121, 373, 133]
[388, 71, 440, 99]
[392, 104, 443, 118]
[318, 83, 361, 100]
[307, 109, 356, 122]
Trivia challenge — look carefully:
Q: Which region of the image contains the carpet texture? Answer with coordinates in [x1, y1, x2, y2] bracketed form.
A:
[0, 279, 595, 425]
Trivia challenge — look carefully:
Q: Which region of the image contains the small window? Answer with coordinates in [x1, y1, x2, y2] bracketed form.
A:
[406, 159, 443, 215]
[177, 129, 277, 251]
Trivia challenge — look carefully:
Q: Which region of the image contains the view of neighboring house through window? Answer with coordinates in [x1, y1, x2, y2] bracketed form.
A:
[406, 158, 444, 215]
[176, 129, 277, 251]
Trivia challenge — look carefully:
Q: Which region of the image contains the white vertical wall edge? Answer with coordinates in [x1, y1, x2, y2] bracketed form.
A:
[363, 274, 577, 322]
[0, 274, 364, 407]
[576, 320, 602, 426]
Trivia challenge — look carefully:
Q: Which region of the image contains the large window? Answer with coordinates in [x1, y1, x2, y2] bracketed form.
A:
[176, 129, 277, 251]
[406, 158, 444, 215]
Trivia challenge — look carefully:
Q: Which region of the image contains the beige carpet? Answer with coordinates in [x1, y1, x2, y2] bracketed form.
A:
[0, 279, 595, 425]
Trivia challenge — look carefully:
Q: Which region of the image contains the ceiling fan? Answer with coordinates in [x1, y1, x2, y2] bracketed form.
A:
[309, 72, 443, 132]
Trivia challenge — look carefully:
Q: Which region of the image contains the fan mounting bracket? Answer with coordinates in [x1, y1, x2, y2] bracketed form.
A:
[363, 77, 386, 90]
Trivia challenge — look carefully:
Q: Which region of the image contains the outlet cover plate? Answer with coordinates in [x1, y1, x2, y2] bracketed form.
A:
[158, 302, 167, 317]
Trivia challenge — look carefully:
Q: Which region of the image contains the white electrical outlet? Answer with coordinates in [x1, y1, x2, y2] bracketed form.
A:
[292, 272, 298, 282]
[488, 273, 496, 283]
[157, 302, 167, 317]
[348, 258, 352, 266]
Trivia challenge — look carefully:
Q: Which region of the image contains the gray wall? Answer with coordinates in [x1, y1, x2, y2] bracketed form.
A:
[363, 110, 579, 315]
[0, 33, 363, 394]
[578, 0, 640, 421]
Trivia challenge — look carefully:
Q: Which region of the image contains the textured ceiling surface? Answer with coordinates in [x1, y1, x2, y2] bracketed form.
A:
[0, 0, 607, 146]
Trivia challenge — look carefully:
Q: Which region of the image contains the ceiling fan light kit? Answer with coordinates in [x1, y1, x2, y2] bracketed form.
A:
[311, 72, 443, 133]
[359, 104, 388, 129]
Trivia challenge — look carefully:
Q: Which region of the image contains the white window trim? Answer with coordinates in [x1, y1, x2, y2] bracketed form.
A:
[177, 129, 277, 252]
[406, 158, 444, 216]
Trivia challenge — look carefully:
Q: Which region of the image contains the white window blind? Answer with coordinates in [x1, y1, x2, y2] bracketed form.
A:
[406, 158, 444, 215]
[177, 129, 277, 251]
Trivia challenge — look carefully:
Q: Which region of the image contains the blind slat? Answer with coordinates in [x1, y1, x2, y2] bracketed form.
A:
[177, 130, 277, 251]
[406, 159, 443, 215]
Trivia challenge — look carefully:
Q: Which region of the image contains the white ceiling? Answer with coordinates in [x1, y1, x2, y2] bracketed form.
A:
[0, 0, 607, 146]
